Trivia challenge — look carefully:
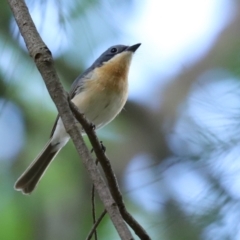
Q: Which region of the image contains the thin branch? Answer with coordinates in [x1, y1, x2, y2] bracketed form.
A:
[91, 184, 98, 240]
[69, 102, 151, 240]
[86, 210, 107, 240]
[7, 0, 133, 239]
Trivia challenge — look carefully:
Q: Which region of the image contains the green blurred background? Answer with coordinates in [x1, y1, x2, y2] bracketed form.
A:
[1, 0, 240, 239]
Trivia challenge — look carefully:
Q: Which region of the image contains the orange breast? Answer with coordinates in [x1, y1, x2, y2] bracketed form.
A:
[85, 51, 132, 94]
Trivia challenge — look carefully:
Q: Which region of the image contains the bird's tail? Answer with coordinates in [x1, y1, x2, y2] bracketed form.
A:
[14, 140, 62, 194]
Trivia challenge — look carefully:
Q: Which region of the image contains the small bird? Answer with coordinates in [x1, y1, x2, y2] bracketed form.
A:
[15, 43, 141, 194]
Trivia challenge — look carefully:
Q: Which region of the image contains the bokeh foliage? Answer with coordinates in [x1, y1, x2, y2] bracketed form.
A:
[1, 0, 240, 239]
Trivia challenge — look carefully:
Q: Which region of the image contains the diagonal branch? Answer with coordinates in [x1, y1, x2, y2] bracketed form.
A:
[7, 0, 133, 239]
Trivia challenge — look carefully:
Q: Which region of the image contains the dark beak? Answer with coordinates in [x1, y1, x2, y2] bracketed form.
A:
[126, 43, 141, 52]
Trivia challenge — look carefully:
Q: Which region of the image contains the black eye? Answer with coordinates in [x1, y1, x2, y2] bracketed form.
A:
[110, 47, 117, 53]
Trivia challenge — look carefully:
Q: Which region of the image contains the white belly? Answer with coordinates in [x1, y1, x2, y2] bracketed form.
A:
[72, 89, 127, 129]
[51, 89, 127, 146]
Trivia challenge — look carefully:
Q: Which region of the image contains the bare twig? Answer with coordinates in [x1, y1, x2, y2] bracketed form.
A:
[86, 210, 107, 240]
[91, 184, 98, 240]
[7, 0, 133, 239]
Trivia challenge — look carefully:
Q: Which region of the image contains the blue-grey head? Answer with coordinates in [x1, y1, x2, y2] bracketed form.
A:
[91, 43, 141, 68]
[70, 43, 141, 96]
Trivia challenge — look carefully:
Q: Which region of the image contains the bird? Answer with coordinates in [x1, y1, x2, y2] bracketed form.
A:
[14, 43, 141, 194]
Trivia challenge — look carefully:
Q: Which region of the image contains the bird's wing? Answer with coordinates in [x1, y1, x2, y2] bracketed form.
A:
[69, 65, 95, 98]
[49, 65, 95, 138]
